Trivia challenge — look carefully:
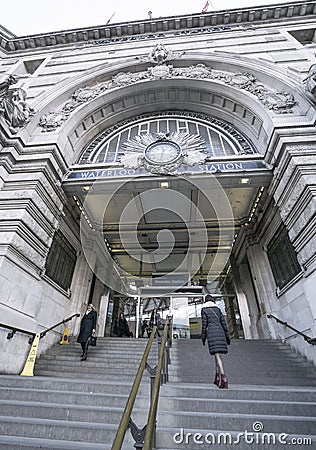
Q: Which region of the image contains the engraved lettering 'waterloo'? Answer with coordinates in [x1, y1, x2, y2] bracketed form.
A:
[66, 161, 267, 180]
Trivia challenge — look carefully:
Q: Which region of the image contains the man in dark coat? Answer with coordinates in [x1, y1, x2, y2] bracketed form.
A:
[149, 308, 161, 337]
[77, 303, 97, 360]
[201, 294, 230, 388]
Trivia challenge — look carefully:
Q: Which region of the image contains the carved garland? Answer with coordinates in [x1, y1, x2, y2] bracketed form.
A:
[39, 63, 297, 132]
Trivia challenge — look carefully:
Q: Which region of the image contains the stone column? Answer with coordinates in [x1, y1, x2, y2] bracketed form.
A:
[98, 287, 110, 337]
[230, 258, 252, 339]
[245, 242, 277, 339]
[238, 262, 261, 339]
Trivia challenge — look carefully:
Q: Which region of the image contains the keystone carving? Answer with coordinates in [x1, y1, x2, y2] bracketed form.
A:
[137, 42, 184, 65]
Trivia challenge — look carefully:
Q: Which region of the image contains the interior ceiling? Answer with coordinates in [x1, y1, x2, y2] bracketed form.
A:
[68, 173, 270, 284]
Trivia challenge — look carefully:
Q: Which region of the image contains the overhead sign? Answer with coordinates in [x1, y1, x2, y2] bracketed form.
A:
[66, 160, 268, 181]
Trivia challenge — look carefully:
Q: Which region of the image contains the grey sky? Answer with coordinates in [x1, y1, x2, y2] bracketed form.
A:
[1, 0, 300, 36]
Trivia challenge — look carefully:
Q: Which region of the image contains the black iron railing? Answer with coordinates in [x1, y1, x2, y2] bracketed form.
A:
[1, 313, 80, 344]
[39, 313, 80, 338]
[267, 314, 316, 345]
[0, 323, 36, 344]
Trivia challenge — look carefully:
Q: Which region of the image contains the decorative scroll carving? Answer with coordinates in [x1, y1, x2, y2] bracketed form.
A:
[39, 62, 297, 131]
[0, 75, 35, 133]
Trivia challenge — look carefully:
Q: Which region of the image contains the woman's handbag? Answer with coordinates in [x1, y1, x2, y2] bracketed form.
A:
[89, 333, 97, 346]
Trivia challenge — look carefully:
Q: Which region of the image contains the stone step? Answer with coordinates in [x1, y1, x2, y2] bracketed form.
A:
[155, 410, 316, 435]
[161, 382, 316, 402]
[158, 396, 316, 416]
[0, 435, 130, 449]
[36, 352, 157, 369]
[0, 416, 134, 446]
[0, 401, 147, 425]
[33, 369, 144, 381]
[0, 374, 149, 395]
[0, 387, 149, 408]
[1, 392, 314, 418]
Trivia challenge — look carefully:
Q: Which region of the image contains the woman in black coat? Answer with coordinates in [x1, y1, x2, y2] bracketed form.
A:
[201, 294, 230, 388]
[77, 303, 97, 361]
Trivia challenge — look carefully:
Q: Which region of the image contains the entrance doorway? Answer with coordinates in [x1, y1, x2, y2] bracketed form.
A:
[103, 286, 244, 341]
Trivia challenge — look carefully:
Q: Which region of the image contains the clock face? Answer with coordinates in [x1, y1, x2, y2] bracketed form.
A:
[144, 141, 181, 164]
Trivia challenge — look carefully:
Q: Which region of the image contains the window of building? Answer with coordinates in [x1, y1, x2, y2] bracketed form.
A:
[288, 28, 316, 45]
[79, 112, 256, 164]
[13, 58, 45, 76]
[267, 225, 301, 290]
[45, 230, 77, 291]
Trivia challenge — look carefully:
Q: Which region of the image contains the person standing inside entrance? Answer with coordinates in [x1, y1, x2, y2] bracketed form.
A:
[201, 294, 230, 388]
[113, 312, 130, 337]
[77, 303, 97, 361]
[149, 307, 161, 337]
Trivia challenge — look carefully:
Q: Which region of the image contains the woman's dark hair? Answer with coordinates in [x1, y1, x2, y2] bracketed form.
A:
[205, 294, 215, 302]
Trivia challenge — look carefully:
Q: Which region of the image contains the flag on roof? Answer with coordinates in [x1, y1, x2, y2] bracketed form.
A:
[202, 1, 209, 13]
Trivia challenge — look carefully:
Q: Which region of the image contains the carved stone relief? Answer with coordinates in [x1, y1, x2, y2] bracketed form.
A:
[0, 75, 35, 133]
[39, 45, 297, 132]
[136, 42, 185, 65]
[303, 63, 316, 102]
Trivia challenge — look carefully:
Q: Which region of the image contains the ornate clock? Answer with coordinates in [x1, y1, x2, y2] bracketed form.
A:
[144, 140, 181, 164]
[120, 131, 207, 175]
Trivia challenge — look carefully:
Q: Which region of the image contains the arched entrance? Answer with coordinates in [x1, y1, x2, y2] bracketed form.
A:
[59, 69, 275, 340]
[34, 49, 311, 357]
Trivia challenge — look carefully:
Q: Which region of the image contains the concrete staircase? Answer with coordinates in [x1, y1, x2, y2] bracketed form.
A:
[0, 338, 315, 449]
[157, 339, 316, 449]
[0, 338, 156, 449]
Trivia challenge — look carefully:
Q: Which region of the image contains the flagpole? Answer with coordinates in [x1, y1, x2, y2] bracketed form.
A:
[106, 11, 116, 25]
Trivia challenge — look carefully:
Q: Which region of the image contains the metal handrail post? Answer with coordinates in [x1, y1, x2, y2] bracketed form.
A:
[143, 321, 169, 450]
[111, 326, 157, 450]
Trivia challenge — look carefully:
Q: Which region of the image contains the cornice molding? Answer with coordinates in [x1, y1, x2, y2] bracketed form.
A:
[0, 1, 315, 52]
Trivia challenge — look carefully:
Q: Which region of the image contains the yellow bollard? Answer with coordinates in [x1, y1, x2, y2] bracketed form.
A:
[59, 327, 70, 345]
[20, 333, 40, 377]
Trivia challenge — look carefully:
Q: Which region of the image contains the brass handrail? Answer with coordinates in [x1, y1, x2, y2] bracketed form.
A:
[143, 320, 169, 450]
[267, 314, 316, 345]
[111, 325, 157, 450]
[40, 313, 80, 338]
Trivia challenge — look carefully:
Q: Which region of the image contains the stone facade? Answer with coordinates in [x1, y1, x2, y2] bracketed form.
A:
[0, 1, 316, 372]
